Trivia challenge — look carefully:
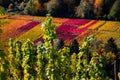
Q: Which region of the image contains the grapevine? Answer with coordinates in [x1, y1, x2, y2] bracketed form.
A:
[1, 15, 116, 80]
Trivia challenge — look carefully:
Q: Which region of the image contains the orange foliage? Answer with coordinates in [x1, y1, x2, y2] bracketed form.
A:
[94, 0, 104, 16]
[94, 0, 104, 7]
[34, 0, 44, 13]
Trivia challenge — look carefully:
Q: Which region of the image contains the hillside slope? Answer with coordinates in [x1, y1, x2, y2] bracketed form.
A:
[0, 15, 120, 50]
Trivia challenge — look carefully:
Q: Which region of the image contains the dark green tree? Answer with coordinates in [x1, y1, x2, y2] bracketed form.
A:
[103, 0, 115, 15]
[39, 0, 49, 7]
[108, 0, 120, 20]
[46, 0, 67, 17]
[0, 0, 11, 8]
[23, 0, 35, 15]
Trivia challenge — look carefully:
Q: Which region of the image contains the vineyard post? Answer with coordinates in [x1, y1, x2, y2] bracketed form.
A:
[114, 58, 119, 80]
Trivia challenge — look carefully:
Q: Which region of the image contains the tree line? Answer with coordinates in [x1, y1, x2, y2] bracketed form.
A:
[0, 0, 120, 20]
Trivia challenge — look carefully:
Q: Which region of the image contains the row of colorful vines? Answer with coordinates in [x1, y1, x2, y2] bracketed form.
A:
[0, 15, 120, 80]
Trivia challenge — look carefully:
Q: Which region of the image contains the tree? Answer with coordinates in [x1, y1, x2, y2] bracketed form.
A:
[108, 0, 120, 20]
[23, 0, 35, 15]
[0, 0, 11, 8]
[38, 0, 49, 7]
[75, 0, 94, 18]
[34, 0, 44, 14]
[63, 0, 80, 17]
[18, 1, 27, 11]
[94, 0, 104, 18]
[103, 0, 116, 15]
[46, 0, 66, 17]
[22, 0, 47, 16]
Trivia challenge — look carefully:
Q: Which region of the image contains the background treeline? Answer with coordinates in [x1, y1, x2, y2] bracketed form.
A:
[0, 0, 120, 20]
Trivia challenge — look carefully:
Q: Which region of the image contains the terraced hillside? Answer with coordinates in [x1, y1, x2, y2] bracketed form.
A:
[0, 15, 120, 50]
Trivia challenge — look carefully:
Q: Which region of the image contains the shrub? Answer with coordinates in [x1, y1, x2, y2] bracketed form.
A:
[105, 38, 118, 56]
[70, 39, 79, 55]
[54, 38, 64, 50]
